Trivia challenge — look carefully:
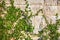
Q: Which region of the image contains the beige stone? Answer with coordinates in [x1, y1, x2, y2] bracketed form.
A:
[57, 6, 60, 15]
[44, 0, 57, 6]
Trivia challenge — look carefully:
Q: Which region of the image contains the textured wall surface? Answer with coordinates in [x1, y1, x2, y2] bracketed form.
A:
[5, 0, 60, 40]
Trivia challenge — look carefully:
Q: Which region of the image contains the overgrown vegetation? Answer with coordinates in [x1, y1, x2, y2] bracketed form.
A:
[0, 0, 60, 40]
[0, 0, 34, 40]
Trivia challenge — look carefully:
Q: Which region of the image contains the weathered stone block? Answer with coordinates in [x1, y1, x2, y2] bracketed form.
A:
[44, 0, 57, 6]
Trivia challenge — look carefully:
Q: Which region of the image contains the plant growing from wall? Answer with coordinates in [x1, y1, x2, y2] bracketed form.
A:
[0, 0, 36, 40]
[1, 0, 60, 40]
[38, 13, 60, 40]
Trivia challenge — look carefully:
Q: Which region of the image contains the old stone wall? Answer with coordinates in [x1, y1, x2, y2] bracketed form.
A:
[5, 0, 60, 40]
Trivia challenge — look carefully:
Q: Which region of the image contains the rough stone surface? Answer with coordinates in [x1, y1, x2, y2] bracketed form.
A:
[5, 0, 60, 40]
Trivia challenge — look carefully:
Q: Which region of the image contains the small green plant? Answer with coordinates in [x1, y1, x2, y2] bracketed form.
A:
[0, 0, 35, 40]
[38, 14, 60, 40]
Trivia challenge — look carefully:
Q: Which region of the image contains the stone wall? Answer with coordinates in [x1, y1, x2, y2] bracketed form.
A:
[5, 0, 60, 40]
[5, 0, 60, 36]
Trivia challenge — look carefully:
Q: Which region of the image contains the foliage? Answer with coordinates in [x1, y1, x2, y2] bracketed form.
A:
[0, 0, 34, 40]
[0, 0, 60, 40]
[38, 14, 60, 40]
